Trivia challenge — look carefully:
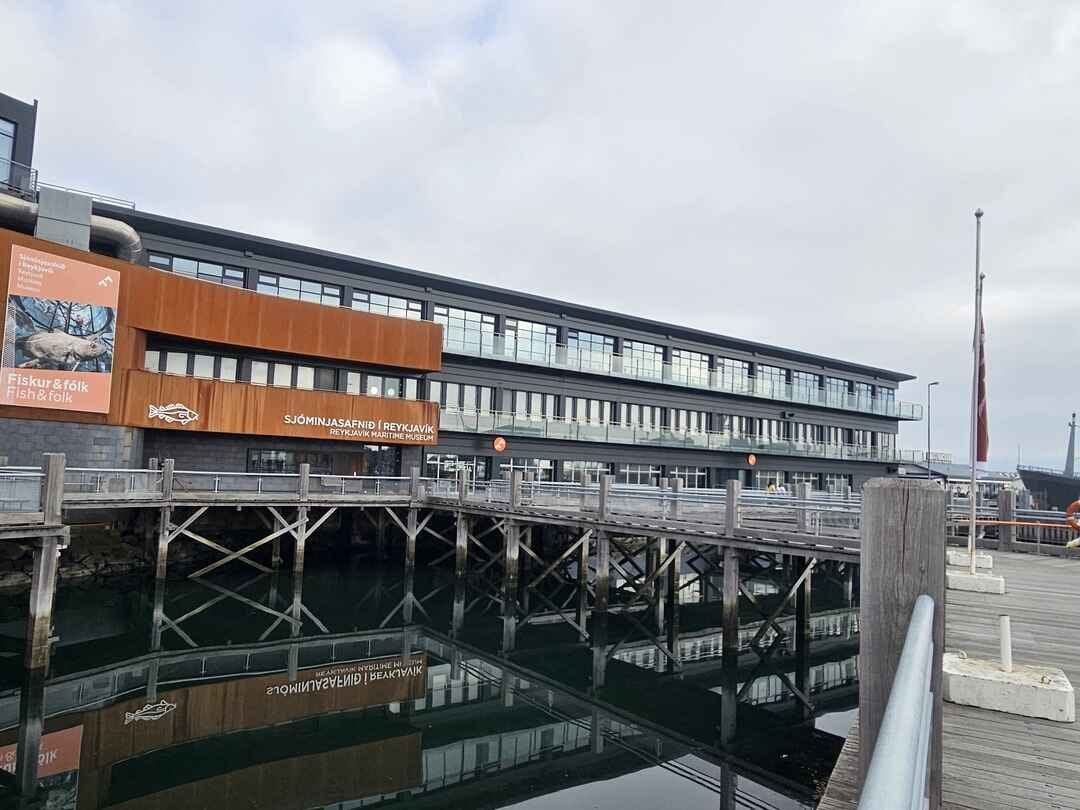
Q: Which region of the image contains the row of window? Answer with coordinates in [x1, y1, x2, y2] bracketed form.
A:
[149, 250, 895, 402]
[430, 382, 894, 446]
[423, 454, 856, 491]
[144, 350, 419, 399]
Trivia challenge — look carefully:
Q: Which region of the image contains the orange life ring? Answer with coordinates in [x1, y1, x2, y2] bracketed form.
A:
[1067, 500, 1080, 532]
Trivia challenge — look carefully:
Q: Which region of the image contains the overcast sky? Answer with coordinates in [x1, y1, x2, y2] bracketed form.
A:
[2, 1, 1076, 469]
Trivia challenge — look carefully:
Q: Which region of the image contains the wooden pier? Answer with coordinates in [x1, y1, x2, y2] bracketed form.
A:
[820, 550, 1080, 810]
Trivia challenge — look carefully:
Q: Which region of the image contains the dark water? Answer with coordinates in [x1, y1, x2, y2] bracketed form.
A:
[0, 537, 858, 809]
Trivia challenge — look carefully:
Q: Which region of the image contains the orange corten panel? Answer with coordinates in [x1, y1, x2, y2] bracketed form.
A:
[0, 227, 443, 375]
[120, 259, 442, 371]
[122, 370, 439, 445]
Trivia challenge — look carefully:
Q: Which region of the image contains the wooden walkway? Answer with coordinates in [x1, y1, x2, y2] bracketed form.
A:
[819, 551, 1080, 809]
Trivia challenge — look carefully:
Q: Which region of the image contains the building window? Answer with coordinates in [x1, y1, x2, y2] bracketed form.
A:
[271, 362, 292, 387]
[257, 272, 341, 306]
[854, 382, 873, 406]
[825, 377, 850, 405]
[296, 365, 315, 390]
[567, 329, 614, 371]
[433, 305, 496, 354]
[825, 473, 853, 492]
[670, 409, 707, 434]
[505, 318, 557, 362]
[496, 457, 555, 482]
[717, 358, 751, 392]
[250, 361, 269, 386]
[667, 465, 708, 488]
[144, 350, 160, 372]
[0, 118, 13, 171]
[568, 397, 608, 423]
[792, 370, 820, 400]
[219, 357, 238, 382]
[671, 349, 709, 386]
[755, 364, 787, 397]
[425, 454, 489, 480]
[351, 290, 422, 320]
[247, 449, 333, 475]
[164, 351, 187, 375]
[616, 463, 662, 486]
[618, 403, 661, 430]
[149, 253, 246, 287]
[791, 471, 823, 490]
[192, 354, 215, 379]
[313, 367, 336, 391]
[513, 390, 557, 420]
[460, 384, 493, 413]
[877, 387, 896, 407]
[622, 340, 664, 380]
[562, 461, 611, 484]
[754, 470, 786, 490]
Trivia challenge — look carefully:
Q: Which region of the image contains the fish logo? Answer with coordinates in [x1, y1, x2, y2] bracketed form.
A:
[148, 403, 199, 425]
[124, 699, 177, 725]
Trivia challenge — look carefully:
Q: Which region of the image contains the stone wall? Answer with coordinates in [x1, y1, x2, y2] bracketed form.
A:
[0, 418, 143, 468]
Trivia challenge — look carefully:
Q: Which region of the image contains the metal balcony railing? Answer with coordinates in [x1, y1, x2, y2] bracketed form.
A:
[439, 409, 919, 464]
[0, 157, 37, 199]
[440, 331, 923, 421]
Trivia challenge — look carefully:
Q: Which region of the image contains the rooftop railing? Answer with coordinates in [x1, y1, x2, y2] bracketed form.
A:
[441, 331, 923, 421]
[439, 409, 920, 464]
[0, 157, 37, 200]
[1017, 464, 1078, 478]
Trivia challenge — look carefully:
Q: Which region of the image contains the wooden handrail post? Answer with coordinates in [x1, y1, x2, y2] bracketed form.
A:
[510, 470, 523, 510]
[41, 453, 65, 525]
[161, 459, 175, 499]
[725, 480, 742, 537]
[998, 488, 1016, 552]
[599, 475, 612, 520]
[859, 477, 945, 807]
[298, 463, 311, 501]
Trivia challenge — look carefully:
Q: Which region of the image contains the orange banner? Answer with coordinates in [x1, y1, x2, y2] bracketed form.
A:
[1, 244, 120, 413]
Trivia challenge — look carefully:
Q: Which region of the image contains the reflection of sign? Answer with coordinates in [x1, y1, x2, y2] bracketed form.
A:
[124, 699, 177, 725]
[265, 655, 426, 697]
[493, 436, 507, 452]
[0, 725, 82, 809]
[747, 453, 757, 466]
[1, 244, 120, 413]
[148, 403, 199, 425]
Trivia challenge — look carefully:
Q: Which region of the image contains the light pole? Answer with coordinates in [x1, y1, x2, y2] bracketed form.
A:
[926, 381, 940, 479]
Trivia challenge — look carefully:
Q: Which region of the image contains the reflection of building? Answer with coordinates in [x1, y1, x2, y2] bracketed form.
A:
[1, 91, 924, 486]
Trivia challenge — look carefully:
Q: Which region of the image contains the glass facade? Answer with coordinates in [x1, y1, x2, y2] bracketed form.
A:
[149, 253, 246, 287]
[0, 119, 12, 171]
[505, 318, 557, 363]
[567, 329, 614, 372]
[717, 358, 751, 392]
[671, 348, 709, 386]
[755, 364, 787, 397]
[258, 272, 341, 306]
[351, 290, 422, 319]
[247, 446, 400, 476]
[434, 305, 496, 353]
[562, 460, 611, 484]
[616, 463, 662, 486]
[622, 340, 664, 380]
[425, 454, 489, 480]
[496, 457, 555, 481]
[667, 465, 708, 488]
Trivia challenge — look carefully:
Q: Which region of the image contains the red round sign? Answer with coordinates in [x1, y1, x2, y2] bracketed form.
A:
[747, 453, 757, 466]
[493, 436, 507, 453]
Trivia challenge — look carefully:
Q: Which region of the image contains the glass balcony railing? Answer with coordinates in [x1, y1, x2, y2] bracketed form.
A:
[441, 331, 922, 420]
[439, 409, 920, 464]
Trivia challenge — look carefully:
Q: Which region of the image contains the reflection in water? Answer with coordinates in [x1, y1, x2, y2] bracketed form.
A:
[0, 532, 858, 810]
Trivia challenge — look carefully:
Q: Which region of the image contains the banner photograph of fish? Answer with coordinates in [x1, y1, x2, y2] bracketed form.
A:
[2, 294, 116, 373]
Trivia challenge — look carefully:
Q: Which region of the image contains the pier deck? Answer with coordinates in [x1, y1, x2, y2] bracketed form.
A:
[820, 550, 1080, 809]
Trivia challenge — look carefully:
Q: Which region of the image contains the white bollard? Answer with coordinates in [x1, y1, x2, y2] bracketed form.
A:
[1000, 615, 1013, 673]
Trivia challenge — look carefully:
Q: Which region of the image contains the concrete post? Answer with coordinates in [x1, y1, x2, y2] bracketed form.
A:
[725, 480, 742, 537]
[998, 488, 1015, 552]
[859, 478, 945, 807]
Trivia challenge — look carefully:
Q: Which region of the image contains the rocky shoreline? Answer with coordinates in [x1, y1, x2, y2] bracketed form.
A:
[0, 525, 152, 592]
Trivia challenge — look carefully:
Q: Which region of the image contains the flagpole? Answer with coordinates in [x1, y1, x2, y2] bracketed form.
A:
[969, 209, 983, 575]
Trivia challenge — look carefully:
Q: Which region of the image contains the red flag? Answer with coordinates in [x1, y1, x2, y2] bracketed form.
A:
[976, 315, 989, 462]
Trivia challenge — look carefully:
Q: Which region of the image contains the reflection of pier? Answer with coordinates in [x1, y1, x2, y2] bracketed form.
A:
[3, 456, 863, 803]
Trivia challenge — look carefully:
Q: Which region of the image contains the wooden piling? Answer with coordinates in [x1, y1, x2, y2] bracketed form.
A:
[998, 487, 1015, 552]
[725, 480, 742, 537]
[859, 477, 945, 807]
[452, 513, 469, 638]
[591, 530, 610, 690]
[402, 507, 417, 624]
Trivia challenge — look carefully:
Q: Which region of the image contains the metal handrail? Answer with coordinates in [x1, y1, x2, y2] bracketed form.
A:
[859, 594, 935, 810]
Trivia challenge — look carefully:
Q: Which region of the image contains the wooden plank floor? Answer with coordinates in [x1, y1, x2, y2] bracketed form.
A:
[819, 551, 1080, 809]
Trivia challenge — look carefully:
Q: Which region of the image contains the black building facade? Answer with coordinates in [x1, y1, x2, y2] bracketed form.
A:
[90, 203, 921, 491]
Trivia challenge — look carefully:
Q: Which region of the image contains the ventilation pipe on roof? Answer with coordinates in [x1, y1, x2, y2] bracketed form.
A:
[0, 192, 143, 262]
